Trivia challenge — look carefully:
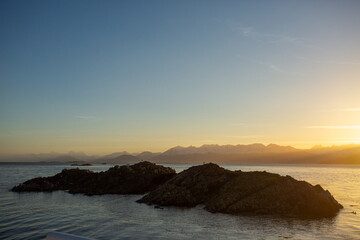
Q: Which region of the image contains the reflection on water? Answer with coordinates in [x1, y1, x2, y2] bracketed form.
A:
[0, 163, 359, 239]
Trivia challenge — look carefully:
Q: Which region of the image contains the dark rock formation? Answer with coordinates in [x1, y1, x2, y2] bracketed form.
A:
[13, 162, 343, 218]
[138, 163, 343, 218]
[138, 163, 234, 207]
[70, 163, 92, 166]
[12, 161, 176, 195]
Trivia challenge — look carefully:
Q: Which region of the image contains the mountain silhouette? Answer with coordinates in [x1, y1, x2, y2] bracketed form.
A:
[2, 143, 360, 164]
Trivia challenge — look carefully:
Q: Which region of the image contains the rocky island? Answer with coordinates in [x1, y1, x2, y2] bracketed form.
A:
[138, 163, 343, 218]
[12, 161, 176, 195]
[12, 162, 343, 218]
[70, 163, 92, 166]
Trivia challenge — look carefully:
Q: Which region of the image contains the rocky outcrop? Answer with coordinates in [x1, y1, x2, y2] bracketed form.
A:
[12, 161, 176, 195]
[138, 163, 234, 207]
[138, 163, 343, 218]
[12, 162, 343, 218]
[71, 163, 92, 166]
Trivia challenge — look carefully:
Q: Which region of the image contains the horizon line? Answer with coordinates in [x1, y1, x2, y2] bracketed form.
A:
[2, 142, 360, 157]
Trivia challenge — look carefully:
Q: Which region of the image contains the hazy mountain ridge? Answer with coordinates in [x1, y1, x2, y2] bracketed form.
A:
[100, 152, 130, 160]
[306, 146, 360, 164]
[136, 151, 162, 160]
[95, 154, 140, 164]
[1, 143, 360, 164]
[42, 155, 83, 163]
[162, 143, 298, 156]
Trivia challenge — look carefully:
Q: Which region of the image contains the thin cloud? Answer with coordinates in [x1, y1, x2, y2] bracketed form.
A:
[237, 56, 287, 74]
[75, 115, 97, 120]
[252, 60, 285, 73]
[320, 60, 360, 66]
[335, 108, 360, 112]
[295, 56, 360, 66]
[226, 135, 267, 139]
[330, 137, 360, 141]
[231, 123, 247, 127]
[237, 26, 306, 46]
[239, 26, 254, 37]
[305, 126, 360, 129]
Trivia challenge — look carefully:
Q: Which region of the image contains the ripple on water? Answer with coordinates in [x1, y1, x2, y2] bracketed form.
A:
[1, 163, 360, 240]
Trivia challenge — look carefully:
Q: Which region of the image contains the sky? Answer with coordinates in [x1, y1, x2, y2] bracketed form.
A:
[1, 0, 360, 155]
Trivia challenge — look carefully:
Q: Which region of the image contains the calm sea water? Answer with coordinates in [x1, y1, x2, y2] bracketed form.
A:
[0, 163, 359, 240]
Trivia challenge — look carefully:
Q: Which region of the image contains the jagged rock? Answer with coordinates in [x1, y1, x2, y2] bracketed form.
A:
[12, 161, 176, 195]
[138, 163, 343, 218]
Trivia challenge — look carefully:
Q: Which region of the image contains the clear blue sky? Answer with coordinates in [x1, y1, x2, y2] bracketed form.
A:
[1, 0, 360, 154]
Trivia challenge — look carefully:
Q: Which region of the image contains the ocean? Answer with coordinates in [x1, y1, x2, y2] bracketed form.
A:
[0, 163, 359, 240]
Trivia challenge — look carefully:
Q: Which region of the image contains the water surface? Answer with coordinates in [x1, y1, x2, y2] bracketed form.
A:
[0, 163, 359, 239]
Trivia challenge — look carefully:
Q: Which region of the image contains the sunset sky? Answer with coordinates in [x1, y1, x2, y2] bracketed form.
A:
[1, 0, 360, 155]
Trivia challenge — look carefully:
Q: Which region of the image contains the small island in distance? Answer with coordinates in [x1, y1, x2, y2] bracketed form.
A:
[70, 163, 92, 166]
[2, 143, 360, 165]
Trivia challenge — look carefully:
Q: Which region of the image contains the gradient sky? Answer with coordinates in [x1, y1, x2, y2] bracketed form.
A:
[1, 0, 360, 155]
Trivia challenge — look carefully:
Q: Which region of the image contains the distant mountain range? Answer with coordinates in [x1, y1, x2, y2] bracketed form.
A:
[162, 144, 297, 155]
[96, 154, 140, 164]
[1, 143, 360, 164]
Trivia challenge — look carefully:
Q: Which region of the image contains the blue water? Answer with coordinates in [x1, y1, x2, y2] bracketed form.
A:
[0, 163, 359, 239]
